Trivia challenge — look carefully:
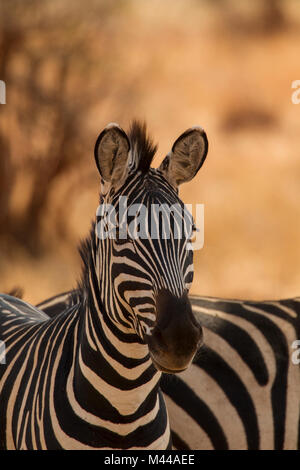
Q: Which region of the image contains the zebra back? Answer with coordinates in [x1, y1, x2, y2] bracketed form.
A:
[163, 295, 300, 449]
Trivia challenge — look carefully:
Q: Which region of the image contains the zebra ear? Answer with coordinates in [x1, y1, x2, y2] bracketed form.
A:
[159, 127, 208, 188]
[94, 123, 131, 186]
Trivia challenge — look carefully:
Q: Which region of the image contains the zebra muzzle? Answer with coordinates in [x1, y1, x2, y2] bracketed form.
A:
[146, 289, 203, 373]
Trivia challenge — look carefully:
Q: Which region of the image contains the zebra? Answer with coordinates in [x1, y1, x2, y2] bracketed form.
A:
[0, 120, 208, 450]
[38, 290, 300, 449]
[163, 295, 300, 450]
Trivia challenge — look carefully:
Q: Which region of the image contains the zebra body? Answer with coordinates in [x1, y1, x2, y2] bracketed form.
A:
[164, 295, 300, 450]
[0, 121, 208, 449]
[38, 290, 300, 449]
[0, 295, 168, 450]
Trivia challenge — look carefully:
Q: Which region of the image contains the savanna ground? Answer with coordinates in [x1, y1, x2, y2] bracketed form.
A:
[0, 0, 300, 305]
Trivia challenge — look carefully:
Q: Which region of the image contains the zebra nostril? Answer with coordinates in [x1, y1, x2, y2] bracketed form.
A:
[148, 327, 169, 353]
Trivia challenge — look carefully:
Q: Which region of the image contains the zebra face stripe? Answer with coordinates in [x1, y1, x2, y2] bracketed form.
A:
[91, 121, 208, 375]
[96, 169, 202, 369]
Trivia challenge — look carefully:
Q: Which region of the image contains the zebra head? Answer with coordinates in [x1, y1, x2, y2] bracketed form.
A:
[93, 121, 208, 374]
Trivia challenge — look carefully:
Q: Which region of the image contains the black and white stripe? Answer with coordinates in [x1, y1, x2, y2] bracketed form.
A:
[0, 121, 208, 450]
[162, 295, 300, 450]
[37, 290, 300, 449]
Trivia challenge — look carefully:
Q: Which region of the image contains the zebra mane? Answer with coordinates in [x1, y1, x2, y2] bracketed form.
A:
[128, 120, 157, 173]
[77, 222, 97, 302]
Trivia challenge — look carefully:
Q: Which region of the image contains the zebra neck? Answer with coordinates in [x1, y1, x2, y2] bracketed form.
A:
[73, 277, 163, 422]
[73, 232, 171, 446]
[68, 302, 171, 449]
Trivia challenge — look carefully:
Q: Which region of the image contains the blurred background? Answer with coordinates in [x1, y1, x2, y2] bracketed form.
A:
[0, 0, 300, 304]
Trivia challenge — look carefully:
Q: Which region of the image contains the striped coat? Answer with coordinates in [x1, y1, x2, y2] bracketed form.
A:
[163, 295, 300, 449]
[38, 290, 300, 449]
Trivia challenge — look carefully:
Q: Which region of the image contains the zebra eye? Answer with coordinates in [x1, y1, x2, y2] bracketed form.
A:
[114, 228, 133, 245]
[187, 223, 199, 243]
